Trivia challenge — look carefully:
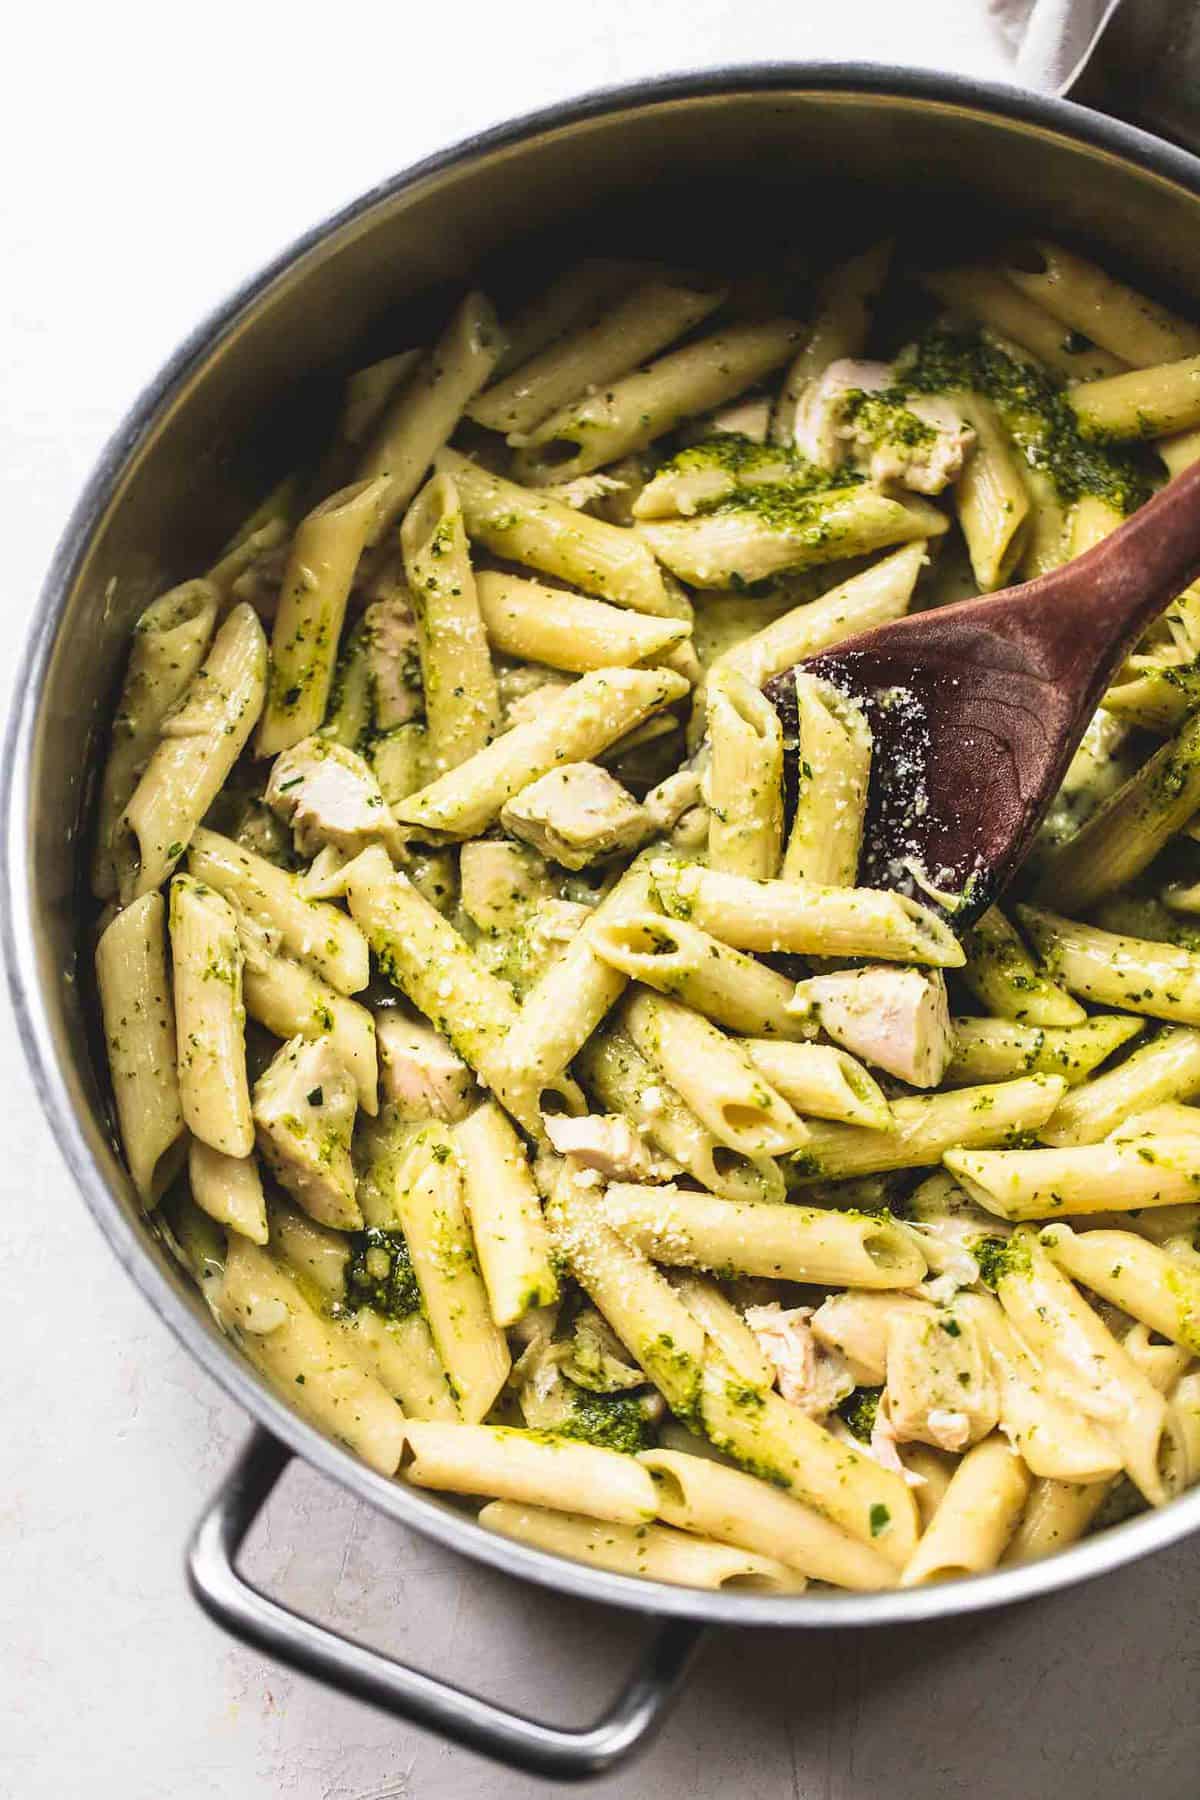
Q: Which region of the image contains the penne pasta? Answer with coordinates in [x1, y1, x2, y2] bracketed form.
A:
[95, 892, 185, 1204]
[475, 571, 689, 672]
[478, 1500, 804, 1591]
[403, 1422, 655, 1523]
[790, 1077, 1067, 1184]
[589, 910, 813, 1040]
[1038, 1026, 1200, 1147]
[901, 1436, 1030, 1586]
[1017, 906, 1200, 1027]
[455, 1102, 559, 1327]
[704, 667, 783, 878]
[168, 875, 253, 1159]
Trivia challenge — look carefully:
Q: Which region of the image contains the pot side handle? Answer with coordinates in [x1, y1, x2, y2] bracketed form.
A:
[186, 1427, 706, 1782]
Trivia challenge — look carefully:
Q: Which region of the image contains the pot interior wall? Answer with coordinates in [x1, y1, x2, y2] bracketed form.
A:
[21, 80, 1200, 1484]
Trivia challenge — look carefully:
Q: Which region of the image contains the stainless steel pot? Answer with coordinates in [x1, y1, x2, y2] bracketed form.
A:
[9, 58, 1200, 1782]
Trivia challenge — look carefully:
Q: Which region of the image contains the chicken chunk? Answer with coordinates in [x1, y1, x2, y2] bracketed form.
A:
[252, 1035, 361, 1229]
[501, 763, 652, 870]
[794, 965, 955, 1088]
[376, 1015, 476, 1122]
[744, 1302, 855, 1418]
[364, 596, 422, 730]
[884, 1305, 998, 1453]
[809, 1292, 933, 1387]
[793, 358, 975, 495]
[907, 1169, 1011, 1297]
[265, 736, 405, 860]
[542, 1112, 677, 1181]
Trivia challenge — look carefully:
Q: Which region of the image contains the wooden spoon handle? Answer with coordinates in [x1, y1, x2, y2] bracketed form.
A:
[1029, 455, 1200, 674]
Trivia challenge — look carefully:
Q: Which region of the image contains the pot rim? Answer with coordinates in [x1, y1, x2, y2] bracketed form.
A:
[8, 60, 1200, 1629]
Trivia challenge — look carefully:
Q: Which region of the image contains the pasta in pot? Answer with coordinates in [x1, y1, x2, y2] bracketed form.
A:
[92, 241, 1200, 1590]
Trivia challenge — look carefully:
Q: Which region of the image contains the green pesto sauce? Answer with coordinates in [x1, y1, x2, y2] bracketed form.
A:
[837, 1385, 882, 1442]
[556, 1387, 655, 1456]
[841, 388, 937, 451]
[973, 1232, 1033, 1290]
[663, 433, 797, 476]
[897, 327, 1157, 514]
[345, 1226, 421, 1320]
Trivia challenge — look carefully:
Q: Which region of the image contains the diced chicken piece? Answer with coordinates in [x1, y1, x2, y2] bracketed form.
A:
[376, 1014, 476, 1122]
[541, 471, 631, 511]
[266, 736, 405, 860]
[793, 358, 974, 495]
[542, 1112, 677, 1181]
[795, 965, 955, 1088]
[744, 1302, 855, 1418]
[884, 1306, 998, 1453]
[810, 1291, 934, 1387]
[869, 1396, 925, 1486]
[459, 840, 553, 934]
[501, 763, 652, 870]
[252, 1035, 361, 1229]
[643, 766, 705, 834]
[364, 597, 422, 729]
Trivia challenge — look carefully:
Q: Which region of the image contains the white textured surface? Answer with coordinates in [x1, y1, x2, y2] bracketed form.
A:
[5, 6, 1200, 1796]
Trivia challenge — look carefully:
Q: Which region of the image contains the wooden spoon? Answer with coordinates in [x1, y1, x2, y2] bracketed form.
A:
[764, 460, 1200, 928]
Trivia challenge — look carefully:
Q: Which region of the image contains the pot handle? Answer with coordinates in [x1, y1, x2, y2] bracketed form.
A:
[187, 1427, 706, 1781]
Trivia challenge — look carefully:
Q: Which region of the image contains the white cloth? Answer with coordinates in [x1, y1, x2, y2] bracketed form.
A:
[989, 0, 1123, 93]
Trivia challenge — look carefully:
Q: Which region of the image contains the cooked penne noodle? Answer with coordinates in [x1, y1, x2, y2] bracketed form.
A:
[1040, 1224, 1200, 1355]
[959, 905, 1086, 1027]
[168, 875, 253, 1159]
[498, 861, 657, 1126]
[343, 846, 562, 1131]
[641, 1448, 898, 1589]
[400, 473, 499, 774]
[943, 1014, 1142, 1089]
[697, 1351, 918, 1567]
[603, 1183, 926, 1288]
[548, 1159, 705, 1415]
[403, 1422, 655, 1523]
[650, 859, 964, 967]
[92, 580, 219, 899]
[1069, 353, 1200, 442]
[637, 489, 946, 590]
[901, 1436, 1030, 1586]
[478, 1500, 804, 1591]
[334, 1307, 458, 1422]
[919, 262, 1125, 380]
[1038, 1026, 1200, 1147]
[589, 910, 812, 1039]
[1001, 239, 1200, 366]
[257, 479, 383, 756]
[1033, 708, 1200, 914]
[438, 448, 675, 616]
[95, 892, 185, 1204]
[455, 1102, 559, 1327]
[393, 666, 687, 840]
[516, 318, 803, 482]
[742, 1040, 891, 1130]
[946, 1133, 1200, 1220]
[212, 1237, 407, 1475]
[781, 673, 872, 885]
[995, 1233, 1168, 1503]
[622, 990, 809, 1157]
[390, 1126, 510, 1423]
[953, 392, 1032, 590]
[576, 1028, 785, 1206]
[491, 258, 649, 379]
[188, 827, 368, 995]
[187, 1138, 267, 1245]
[471, 277, 725, 436]
[704, 667, 783, 878]
[120, 602, 267, 901]
[955, 1291, 1121, 1483]
[707, 542, 925, 692]
[1017, 906, 1200, 1027]
[357, 293, 504, 543]
[790, 1077, 1067, 1184]
[664, 1273, 773, 1389]
[475, 571, 689, 671]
